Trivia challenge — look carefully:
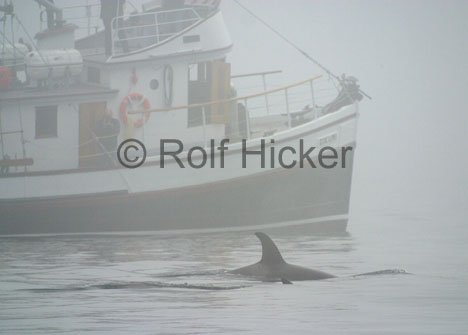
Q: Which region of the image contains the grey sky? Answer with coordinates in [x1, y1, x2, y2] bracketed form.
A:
[222, 0, 468, 219]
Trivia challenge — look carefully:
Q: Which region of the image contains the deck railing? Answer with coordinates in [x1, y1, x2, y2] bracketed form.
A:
[111, 8, 201, 56]
[40, 2, 103, 37]
[44, 3, 206, 52]
[129, 74, 323, 144]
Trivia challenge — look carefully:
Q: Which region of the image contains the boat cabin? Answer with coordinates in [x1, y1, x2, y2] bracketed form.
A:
[0, 1, 235, 173]
[0, 0, 357, 175]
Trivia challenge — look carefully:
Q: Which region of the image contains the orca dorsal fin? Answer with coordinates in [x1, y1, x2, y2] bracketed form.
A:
[255, 232, 286, 264]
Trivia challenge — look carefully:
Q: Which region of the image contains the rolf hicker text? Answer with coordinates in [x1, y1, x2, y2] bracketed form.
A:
[152, 139, 352, 169]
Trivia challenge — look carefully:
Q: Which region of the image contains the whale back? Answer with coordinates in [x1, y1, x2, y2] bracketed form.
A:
[255, 232, 285, 264]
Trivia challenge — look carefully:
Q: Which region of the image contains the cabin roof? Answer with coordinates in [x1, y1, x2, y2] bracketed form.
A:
[0, 83, 118, 104]
[35, 23, 78, 40]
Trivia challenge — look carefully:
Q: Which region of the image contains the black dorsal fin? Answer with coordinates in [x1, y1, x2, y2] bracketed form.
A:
[255, 232, 285, 264]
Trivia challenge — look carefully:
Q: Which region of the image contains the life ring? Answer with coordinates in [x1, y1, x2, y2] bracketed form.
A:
[119, 92, 151, 128]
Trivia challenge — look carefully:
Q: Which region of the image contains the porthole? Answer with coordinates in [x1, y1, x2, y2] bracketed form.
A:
[150, 79, 159, 90]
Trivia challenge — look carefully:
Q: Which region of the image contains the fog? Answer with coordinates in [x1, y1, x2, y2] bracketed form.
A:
[219, 0, 468, 222]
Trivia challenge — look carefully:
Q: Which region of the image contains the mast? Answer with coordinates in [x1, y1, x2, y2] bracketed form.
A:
[34, 0, 64, 28]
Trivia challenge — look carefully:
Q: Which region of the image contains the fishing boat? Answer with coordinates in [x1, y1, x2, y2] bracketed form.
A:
[0, 0, 365, 235]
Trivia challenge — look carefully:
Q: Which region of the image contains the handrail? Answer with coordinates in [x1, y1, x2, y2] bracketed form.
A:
[61, 3, 100, 11]
[51, 2, 102, 37]
[129, 75, 322, 115]
[110, 7, 201, 56]
[231, 70, 282, 79]
[113, 7, 201, 24]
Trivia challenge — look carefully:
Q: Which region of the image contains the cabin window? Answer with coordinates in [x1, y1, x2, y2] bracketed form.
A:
[188, 64, 199, 82]
[35, 106, 58, 139]
[87, 66, 100, 84]
[187, 62, 212, 127]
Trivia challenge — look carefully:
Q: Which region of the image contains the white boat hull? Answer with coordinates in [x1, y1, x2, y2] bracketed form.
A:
[0, 106, 358, 235]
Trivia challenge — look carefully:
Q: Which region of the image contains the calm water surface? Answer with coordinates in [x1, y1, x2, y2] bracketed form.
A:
[0, 208, 466, 334]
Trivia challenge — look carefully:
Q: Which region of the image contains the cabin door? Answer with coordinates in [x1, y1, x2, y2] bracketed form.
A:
[79, 102, 106, 167]
[187, 60, 231, 127]
[210, 60, 231, 124]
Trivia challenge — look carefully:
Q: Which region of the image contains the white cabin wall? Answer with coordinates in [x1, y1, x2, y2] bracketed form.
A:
[104, 60, 226, 150]
[0, 105, 25, 162]
[105, 62, 189, 149]
[1, 103, 79, 172]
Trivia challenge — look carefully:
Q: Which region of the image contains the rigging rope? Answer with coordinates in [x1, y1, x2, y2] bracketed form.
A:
[10, 8, 15, 64]
[2, 11, 6, 56]
[0, 109, 4, 157]
[1, 2, 48, 66]
[232, 0, 371, 100]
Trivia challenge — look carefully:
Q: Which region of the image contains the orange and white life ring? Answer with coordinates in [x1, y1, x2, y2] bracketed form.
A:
[119, 92, 151, 128]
